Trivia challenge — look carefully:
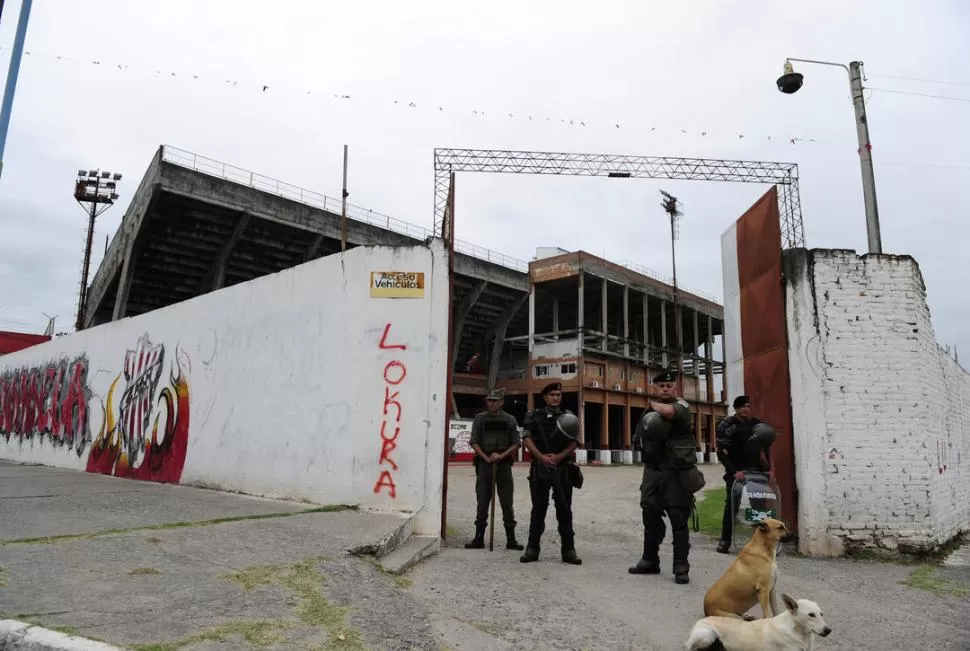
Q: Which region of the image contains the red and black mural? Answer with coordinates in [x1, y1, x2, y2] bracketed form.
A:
[0, 333, 191, 484]
[87, 335, 191, 483]
[0, 355, 93, 456]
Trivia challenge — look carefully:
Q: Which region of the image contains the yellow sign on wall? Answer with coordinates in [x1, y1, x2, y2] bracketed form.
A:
[370, 271, 426, 298]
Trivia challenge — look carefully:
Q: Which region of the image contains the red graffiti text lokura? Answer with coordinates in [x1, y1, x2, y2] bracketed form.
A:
[374, 323, 407, 499]
[0, 357, 91, 456]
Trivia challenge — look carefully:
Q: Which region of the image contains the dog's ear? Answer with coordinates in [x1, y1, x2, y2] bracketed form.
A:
[782, 594, 798, 613]
[754, 521, 769, 532]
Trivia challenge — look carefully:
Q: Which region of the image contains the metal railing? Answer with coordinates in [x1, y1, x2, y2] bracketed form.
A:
[617, 260, 721, 303]
[160, 145, 529, 272]
[158, 145, 722, 297]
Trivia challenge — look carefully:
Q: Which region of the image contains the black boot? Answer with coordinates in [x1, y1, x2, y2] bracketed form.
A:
[519, 547, 540, 563]
[464, 525, 486, 549]
[716, 539, 731, 554]
[561, 548, 582, 565]
[673, 563, 690, 584]
[628, 558, 661, 574]
[630, 526, 662, 574]
[505, 525, 524, 551]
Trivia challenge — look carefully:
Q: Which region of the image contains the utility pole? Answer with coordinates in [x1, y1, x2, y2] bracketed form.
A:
[340, 145, 349, 252]
[0, 0, 33, 182]
[777, 58, 882, 253]
[660, 190, 684, 394]
[74, 169, 122, 331]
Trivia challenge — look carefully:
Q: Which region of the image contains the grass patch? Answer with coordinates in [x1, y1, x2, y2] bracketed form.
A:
[362, 558, 413, 590]
[128, 567, 161, 576]
[695, 487, 727, 538]
[222, 556, 365, 650]
[1, 504, 354, 546]
[446, 523, 461, 539]
[901, 565, 970, 598]
[129, 619, 291, 651]
[0, 566, 6, 587]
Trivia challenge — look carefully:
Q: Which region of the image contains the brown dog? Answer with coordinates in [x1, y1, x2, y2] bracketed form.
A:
[703, 518, 794, 620]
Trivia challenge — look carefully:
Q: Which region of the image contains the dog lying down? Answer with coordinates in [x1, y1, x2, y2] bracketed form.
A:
[685, 594, 831, 650]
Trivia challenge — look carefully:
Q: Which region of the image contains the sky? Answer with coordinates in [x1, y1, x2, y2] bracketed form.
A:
[1, 0, 968, 358]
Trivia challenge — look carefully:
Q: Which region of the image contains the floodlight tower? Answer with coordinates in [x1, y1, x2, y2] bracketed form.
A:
[660, 190, 684, 390]
[74, 169, 122, 331]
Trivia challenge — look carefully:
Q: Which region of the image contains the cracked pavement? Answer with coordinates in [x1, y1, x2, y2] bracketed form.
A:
[2, 460, 968, 650]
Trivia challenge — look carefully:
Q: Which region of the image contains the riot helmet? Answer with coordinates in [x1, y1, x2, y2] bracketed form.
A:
[556, 412, 580, 440]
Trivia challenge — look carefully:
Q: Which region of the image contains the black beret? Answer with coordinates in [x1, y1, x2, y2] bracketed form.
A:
[652, 370, 677, 384]
[733, 395, 751, 409]
[541, 382, 562, 396]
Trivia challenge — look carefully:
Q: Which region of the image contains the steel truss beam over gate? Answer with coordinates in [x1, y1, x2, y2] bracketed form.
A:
[432, 149, 805, 250]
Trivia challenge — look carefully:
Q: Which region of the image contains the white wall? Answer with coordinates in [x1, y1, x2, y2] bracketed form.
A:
[720, 222, 744, 402]
[0, 242, 449, 535]
[784, 249, 970, 555]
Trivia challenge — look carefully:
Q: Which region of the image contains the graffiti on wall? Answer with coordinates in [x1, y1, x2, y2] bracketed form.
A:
[374, 323, 407, 499]
[0, 355, 93, 456]
[87, 334, 192, 483]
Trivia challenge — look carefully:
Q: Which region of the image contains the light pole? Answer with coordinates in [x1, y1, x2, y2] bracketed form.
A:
[776, 57, 882, 254]
[0, 0, 33, 182]
[660, 190, 684, 393]
[74, 169, 122, 331]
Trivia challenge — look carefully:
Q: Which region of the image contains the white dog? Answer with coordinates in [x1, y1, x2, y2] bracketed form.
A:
[685, 594, 832, 650]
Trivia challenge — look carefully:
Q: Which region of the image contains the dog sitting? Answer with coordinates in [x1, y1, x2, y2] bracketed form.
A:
[703, 518, 794, 620]
[685, 594, 832, 650]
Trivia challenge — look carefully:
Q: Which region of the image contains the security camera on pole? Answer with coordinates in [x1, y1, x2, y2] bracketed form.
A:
[776, 57, 883, 254]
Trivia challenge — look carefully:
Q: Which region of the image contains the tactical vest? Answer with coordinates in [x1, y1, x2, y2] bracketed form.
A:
[478, 413, 515, 454]
[664, 400, 697, 471]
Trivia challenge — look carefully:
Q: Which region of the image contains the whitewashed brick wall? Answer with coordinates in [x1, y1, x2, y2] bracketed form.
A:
[784, 249, 970, 556]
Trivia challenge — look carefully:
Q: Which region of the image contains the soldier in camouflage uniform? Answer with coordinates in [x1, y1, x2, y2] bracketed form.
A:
[519, 382, 582, 565]
[465, 388, 524, 550]
[628, 370, 698, 585]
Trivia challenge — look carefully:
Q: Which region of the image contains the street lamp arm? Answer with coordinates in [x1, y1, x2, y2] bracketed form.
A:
[786, 58, 851, 75]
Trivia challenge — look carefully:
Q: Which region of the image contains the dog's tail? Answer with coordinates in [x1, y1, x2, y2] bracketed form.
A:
[685, 623, 726, 650]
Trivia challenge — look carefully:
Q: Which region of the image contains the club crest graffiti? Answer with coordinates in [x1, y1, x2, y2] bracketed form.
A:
[86, 334, 191, 483]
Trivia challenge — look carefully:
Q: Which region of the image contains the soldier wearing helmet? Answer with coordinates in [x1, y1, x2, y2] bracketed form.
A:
[519, 381, 582, 565]
[464, 388, 524, 551]
[714, 395, 776, 553]
[628, 369, 700, 585]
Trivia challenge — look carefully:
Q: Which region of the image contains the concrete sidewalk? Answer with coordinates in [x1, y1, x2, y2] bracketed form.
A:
[2, 460, 968, 650]
[420, 463, 970, 650]
[0, 461, 438, 650]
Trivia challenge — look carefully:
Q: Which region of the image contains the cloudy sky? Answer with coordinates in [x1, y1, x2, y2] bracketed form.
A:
[1, 0, 968, 357]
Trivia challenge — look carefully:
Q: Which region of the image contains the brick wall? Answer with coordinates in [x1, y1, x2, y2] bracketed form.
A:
[784, 249, 970, 556]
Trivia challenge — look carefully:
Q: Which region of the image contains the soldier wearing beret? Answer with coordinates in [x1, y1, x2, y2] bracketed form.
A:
[629, 369, 698, 584]
[465, 388, 524, 550]
[715, 394, 775, 553]
[519, 381, 582, 565]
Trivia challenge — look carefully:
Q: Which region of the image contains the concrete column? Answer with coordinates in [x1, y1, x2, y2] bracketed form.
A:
[706, 314, 715, 404]
[660, 299, 668, 369]
[451, 281, 487, 381]
[693, 308, 700, 379]
[709, 413, 718, 463]
[600, 396, 610, 464]
[642, 292, 649, 364]
[695, 407, 703, 461]
[577, 273, 585, 349]
[528, 286, 536, 358]
[487, 294, 528, 390]
[600, 278, 608, 352]
[209, 213, 251, 291]
[720, 321, 728, 403]
[111, 247, 137, 322]
[623, 400, 631, 449]
[623, 286, 629, 357]
[552, 298, 559, 341]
